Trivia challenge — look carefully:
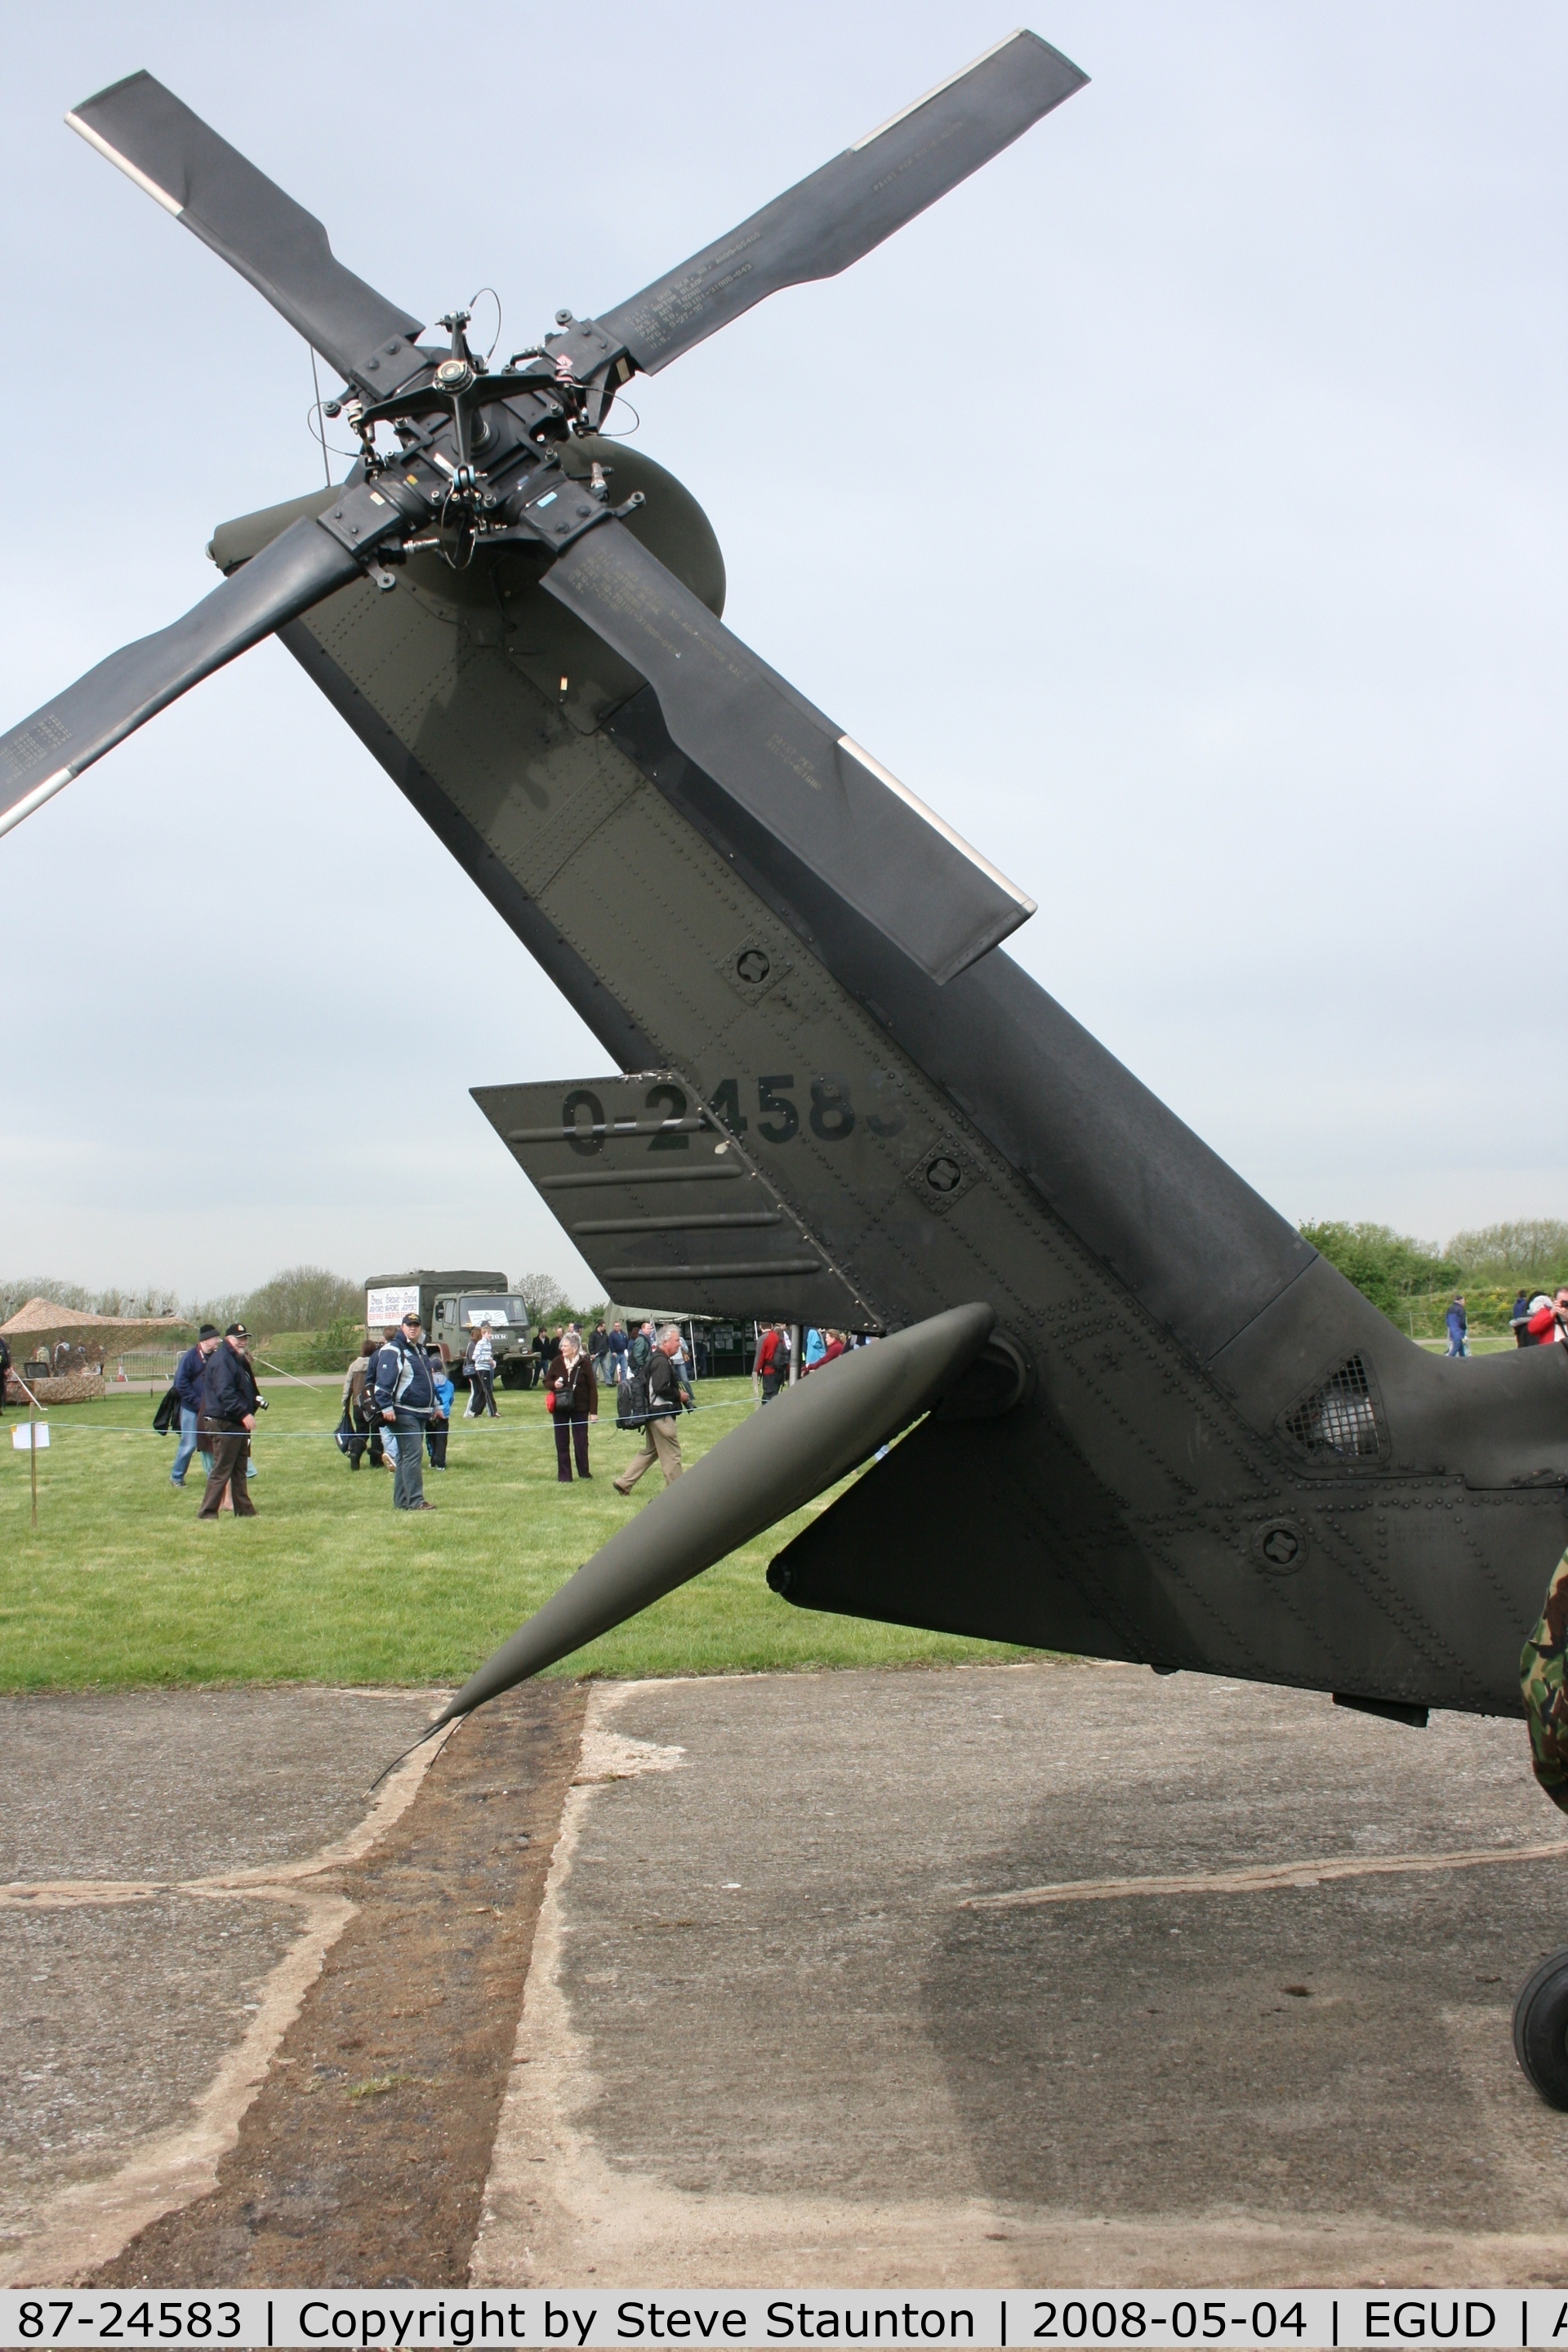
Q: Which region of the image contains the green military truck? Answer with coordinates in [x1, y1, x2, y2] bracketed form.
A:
[363, 1270, 539, 1389]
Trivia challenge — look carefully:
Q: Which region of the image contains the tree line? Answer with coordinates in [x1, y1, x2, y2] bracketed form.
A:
[18, 1225, 1562, 1349]
[1298, 1220, 1568, 1327]
[0, 1265, 604, 1341]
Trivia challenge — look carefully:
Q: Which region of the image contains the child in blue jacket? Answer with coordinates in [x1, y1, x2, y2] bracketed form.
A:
[426, 1350, 456, 1468]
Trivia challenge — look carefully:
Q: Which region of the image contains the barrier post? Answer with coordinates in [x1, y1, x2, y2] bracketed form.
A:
[10, 1371, 47, 1530]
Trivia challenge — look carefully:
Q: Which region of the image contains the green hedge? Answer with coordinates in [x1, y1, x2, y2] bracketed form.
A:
[1297, 1221, 1557, 1336]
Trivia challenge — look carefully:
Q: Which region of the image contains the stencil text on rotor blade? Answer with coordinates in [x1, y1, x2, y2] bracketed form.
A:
[871, 117, 970, 198]
[1, 713, 69, 777]
[768, 733, 827, 789]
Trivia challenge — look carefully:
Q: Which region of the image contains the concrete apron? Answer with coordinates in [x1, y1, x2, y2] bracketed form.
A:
[9, 1666, 1568, 2289]
[2, 1686, 448, 2284]
[473, 1666, 1568, 2291]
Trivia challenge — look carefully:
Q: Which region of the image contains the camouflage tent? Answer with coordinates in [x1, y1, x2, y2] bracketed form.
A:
[0, 1297, 188, 1365]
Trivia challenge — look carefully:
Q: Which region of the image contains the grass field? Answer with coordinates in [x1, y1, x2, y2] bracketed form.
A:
[1414, 1335, 1517, 1355]
[0, 1377, 1034, 1692]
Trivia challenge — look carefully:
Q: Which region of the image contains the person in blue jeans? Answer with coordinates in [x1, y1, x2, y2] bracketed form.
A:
[1446, 1294, 1469, 1358]
[372, 1310, 438, 1510]
[170, 1324, 220, 1487]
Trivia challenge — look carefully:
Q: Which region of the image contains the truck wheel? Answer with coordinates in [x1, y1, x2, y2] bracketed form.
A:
[499, 1362, 525, 1391]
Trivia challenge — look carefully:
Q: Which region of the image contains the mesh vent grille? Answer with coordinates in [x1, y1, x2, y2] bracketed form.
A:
[1282, 1354, 1382, 1460]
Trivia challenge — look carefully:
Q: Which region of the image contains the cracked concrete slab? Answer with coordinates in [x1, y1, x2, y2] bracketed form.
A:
[16, 1662, 1568, 2292]
[1, 1686, 442, 2282]
[0, 1686, 440, 1885]
[473, 1663, 1568, 2290]
[2, 1894, 302, 2252]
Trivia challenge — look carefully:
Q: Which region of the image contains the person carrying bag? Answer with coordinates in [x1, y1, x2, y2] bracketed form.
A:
[612, 1325, 689, 1497]
[337, 1339, 373, 1470]
[546, 1330, 598, 1482]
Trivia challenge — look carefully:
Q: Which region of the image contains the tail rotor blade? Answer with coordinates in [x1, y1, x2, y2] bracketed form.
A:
[67, 72, 424, 394]
[596, 30, 1087, 375]
[430, 1303, 996, 1727]
[544, 520, 1033, 984]
[0, 519, 361, 841]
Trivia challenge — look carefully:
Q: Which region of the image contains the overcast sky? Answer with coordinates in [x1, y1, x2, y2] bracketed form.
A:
[1, 1, 1562, 1300]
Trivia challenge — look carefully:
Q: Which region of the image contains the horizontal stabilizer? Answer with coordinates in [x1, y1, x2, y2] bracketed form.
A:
[429, 1301, 996, 1727]
[471, 1070, 875, 1326]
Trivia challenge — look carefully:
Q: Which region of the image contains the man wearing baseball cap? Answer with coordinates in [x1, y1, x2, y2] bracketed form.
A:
[372, 1310, 439, 1512]
[197, 1323, 261, 1519]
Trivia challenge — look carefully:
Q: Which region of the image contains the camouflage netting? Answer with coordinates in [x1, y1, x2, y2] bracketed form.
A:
[1521, 1548, 1568, 1811]
[0, 1297, 186, 1362]
[4, 1371, 105, 1405]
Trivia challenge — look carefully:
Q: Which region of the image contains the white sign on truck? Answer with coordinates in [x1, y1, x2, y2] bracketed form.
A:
[367, 1286, 422, 1328]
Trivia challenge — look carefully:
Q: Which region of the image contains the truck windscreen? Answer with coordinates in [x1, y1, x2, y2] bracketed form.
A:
[458, 1297, 528, 1328]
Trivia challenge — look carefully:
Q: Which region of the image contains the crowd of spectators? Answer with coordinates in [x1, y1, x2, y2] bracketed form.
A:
[162, 1309, 877, 1512]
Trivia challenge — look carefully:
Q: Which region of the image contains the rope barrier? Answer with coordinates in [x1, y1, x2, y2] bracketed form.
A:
[2, 1395, 758, 1443]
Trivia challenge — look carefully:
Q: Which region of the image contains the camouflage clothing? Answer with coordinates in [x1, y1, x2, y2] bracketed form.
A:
[1521, 1547, 1568, 1811]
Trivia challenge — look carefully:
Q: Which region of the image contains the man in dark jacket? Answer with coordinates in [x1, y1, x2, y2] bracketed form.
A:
[1445, 1294, 1468, 1359]
[613, 1325, 689, 1495]
[171, 1324, 220, 1487]
[373, 1310, 438, 1512]
[197, 1324, 260, 1518]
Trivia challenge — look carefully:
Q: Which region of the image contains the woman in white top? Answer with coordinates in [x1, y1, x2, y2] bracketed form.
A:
[466, 1321, 498, 1419]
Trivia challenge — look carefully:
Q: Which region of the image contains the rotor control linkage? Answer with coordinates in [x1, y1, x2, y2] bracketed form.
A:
[504, 470, 644, 554]
[341, 349, 639, 568]
[314, 472, 437, 587]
